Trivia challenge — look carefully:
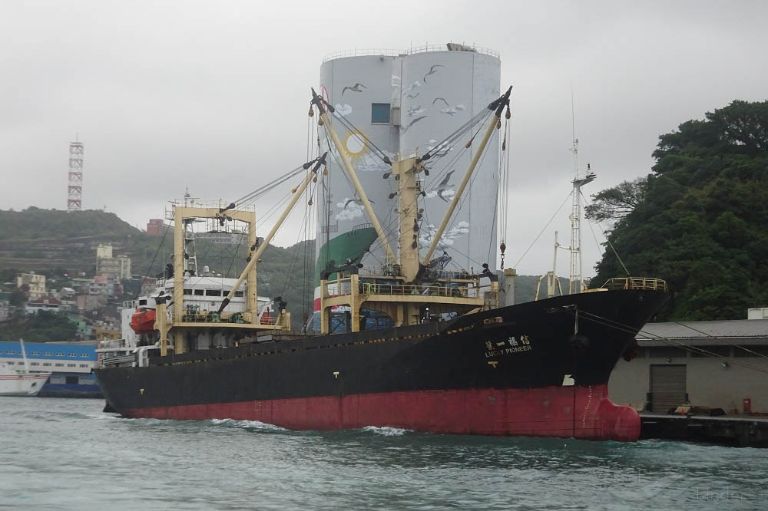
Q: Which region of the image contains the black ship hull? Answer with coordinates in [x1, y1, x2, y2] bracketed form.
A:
[96, 289, 666, 440]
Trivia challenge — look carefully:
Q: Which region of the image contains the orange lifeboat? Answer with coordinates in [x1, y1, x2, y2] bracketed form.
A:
[130, 308, 157, 333]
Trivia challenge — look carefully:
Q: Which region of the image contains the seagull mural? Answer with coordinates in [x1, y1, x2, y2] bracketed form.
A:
[418, 220, 470, 249]
[426, 139, 451, 157]
[402, 115, 427, 133]
[342, 82, 367, 95]
[423, 64, 445, 83]
[424, 170, 456, 202]
[335, 198, 365, 221]
[403, 80, 423, 99]
[334, 104, 353, 116]
[343, 197, 375, 209]
[436, 171, 455, 202]
[407, 104, 426, 117]
[432, 97, 465, 116]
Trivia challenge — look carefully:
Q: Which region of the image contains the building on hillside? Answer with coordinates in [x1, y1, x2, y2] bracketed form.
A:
[96, 243, 113, 260]
[96, 243, 131, 280]
[0, 341, 101, 397]
[146, 218, 164, 236]
[25, 297, 62, 314]
[76, 293, 107, 312]
[16, 272, 46, 301]
[58, 287, 77, 310]
[610, 318, 768, 415]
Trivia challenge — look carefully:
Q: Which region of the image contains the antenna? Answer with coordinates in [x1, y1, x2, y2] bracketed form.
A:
[67, 140, 84, 211]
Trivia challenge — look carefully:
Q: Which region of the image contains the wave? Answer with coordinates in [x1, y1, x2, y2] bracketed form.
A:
[210, 418, 287, 432]
[361, 426, 411, 437]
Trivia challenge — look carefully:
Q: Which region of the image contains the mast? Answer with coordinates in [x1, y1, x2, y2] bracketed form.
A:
[19, 339, 29, 373]
[567, 103, 595, 294]
[548, 231, 560, 298]
[394, 157, 422, 282]
[422, 87, 512, 265]
[311, 89, 396, 263]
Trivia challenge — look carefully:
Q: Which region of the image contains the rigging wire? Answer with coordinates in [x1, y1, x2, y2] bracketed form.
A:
[366, 109, 497, 261]
[570, 309, 768, 376]
[498, 111, 512, 267]
[311, 94, 391, 164]
[419, 109, 494, 164]
[275, 189, 313, 312]
[669, 320, 768, 360]
[329, 110, 391, 164]
[579, 190, 631, 276]
[511, 190, 574, 269]
[233, 165, 306, 207]
[143, 220, 171, 277]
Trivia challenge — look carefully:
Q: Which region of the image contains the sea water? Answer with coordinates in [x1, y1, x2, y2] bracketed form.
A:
[0, 397, 765, 510]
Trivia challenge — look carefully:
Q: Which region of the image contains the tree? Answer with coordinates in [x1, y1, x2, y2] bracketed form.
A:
[0, 310, 78, 341]
[585, 177, 647, 223]
[593, 100, 768, 320]
[9, 285, 28, 306]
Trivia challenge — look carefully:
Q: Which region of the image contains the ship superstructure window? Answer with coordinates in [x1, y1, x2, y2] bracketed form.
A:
[206, 290, 222, 296]
[194, 289, 204, 296]
[371, 103, 390, 124]
[234, 291, 244, 297]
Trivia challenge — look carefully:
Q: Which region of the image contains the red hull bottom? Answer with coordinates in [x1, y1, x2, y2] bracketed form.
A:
[124, 384, 640, 441]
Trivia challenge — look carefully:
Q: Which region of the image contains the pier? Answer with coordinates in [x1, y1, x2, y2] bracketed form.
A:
[641, 413, 768, 447]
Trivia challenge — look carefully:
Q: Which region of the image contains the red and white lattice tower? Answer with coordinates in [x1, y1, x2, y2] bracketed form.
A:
[67, 141, 84, 211]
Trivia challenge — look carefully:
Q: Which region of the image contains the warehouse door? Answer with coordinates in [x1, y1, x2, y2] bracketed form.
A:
[649, 365, 687, 413]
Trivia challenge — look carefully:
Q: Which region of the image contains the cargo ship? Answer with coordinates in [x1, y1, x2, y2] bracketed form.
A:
[96, 84, 668, 441]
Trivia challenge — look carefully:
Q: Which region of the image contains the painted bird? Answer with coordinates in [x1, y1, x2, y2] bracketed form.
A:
[342, 83, 367, 95]
[343, 198, 375, 209]
[436, 171, 455, 202]
[423, 64, 445, 83]
[403, 115, 427, 132]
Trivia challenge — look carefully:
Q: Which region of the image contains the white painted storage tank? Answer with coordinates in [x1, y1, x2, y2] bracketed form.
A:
[316, 44, 501, 282]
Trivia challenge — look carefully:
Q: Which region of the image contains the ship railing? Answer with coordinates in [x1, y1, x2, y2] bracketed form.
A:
[100, 354, 136, 368]
[360, 282, 477, 299]
[323, 44, 499, 62]
[600, 277, 668, 292]
[180, 311, 247, 324]
[324, 278, 487, 299]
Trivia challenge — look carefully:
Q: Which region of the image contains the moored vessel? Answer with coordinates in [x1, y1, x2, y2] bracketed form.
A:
[0, 340, 51, 397]
[96, 63, 668, 441]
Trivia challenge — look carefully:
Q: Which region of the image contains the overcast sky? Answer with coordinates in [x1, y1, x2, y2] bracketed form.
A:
[2, 0, 766, 277]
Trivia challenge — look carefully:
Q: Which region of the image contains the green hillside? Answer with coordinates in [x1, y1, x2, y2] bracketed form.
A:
[592, 100, 768, 320]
